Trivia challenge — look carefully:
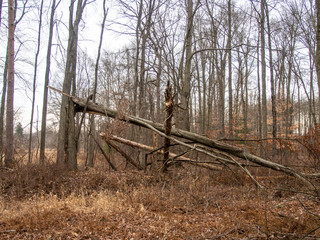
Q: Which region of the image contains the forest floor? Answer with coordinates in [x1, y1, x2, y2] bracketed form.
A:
[0, 163, 319, 240]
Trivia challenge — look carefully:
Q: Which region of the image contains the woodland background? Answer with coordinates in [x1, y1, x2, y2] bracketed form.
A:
[0, 0, 320, 165]
[0, 0, 320, 239]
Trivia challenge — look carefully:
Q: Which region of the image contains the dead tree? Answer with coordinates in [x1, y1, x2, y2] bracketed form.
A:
[48, 86, 320, 190]
[161, 80, 174, 172]
[5, 0, 15, 168]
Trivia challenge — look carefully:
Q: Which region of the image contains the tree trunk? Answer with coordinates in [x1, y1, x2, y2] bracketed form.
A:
[286, 41, 295, 137]
[156, 49, 162, 121]
[265, 1, 277, 151]
[28, 0, 44, 164]
[161, 81, 173, 172]
[133, 0, 143, 116]
[297, 81, 301, 136]
[5, 0, 15, 168]
[218, 54, 226, 137]
[257, 28, 262, 140]
[0, 43, 8, 167]
[194, 47, 202, 133]
[87, 0, 108, 167]
[260, 0, 268, 138]
[244, 45, 249, 139]
[200, 49, 207, 134]
[227, 0, 233, 138]
[180, 0, 194, 131]
[39, 0, 56, 164]
[316, 0, 320, 120]
[57, 0, 86, 170]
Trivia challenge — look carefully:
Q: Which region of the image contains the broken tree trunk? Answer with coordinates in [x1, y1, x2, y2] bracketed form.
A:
[69, 95, 297, 173]
[48, 87, 319, 188]
[162, 81, 174, 172]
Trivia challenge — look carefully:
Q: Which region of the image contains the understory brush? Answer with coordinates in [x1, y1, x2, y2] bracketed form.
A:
[0, 164, 319, 239]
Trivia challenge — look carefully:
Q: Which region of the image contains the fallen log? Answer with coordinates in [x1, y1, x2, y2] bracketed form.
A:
[103, 134, 222, 171]
[48, 87, 318, 189]
[70, 97, 301, 171]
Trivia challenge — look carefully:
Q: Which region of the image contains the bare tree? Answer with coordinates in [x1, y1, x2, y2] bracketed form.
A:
[87, 0, 108, 167]
[39, 0, 58, 164]
[179, 0, 195, 131]
[265, 1, 277, 152]
[260, 0, 268, 138]
[56, 0, 87, 170]
[0, 43, 8, 167]
[227, 0, 233, 138]
[5, 0, 15, 167]
[28, 0, 44, 164]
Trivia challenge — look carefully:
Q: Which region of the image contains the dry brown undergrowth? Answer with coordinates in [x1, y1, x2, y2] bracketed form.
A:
[0, 164, 319, 239]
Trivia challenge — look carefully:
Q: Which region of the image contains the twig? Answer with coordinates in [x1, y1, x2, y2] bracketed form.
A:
[0, 229, 17, 234]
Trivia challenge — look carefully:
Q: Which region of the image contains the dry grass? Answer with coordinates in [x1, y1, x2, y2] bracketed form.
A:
[0, 164, 319, 239]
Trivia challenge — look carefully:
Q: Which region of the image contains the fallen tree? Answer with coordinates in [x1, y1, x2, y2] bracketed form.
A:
[48, 86, 319, 190]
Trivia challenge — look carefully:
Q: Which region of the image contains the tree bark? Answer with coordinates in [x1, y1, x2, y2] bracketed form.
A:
[0, 43, 8, 167]
[133, 0, 143, 116]
[227, 0, 233, 138]
[260, 0, 268, 138]
[161, 81, 173, 172]
[28, 0, 44, 164]
[40, 0, 57, 164]
[257, 26, 262, 141]
[265, 1, 277, 152]
[87, 0, 108, 167]
[180, 0, 194, 131]
[316, 0, 320, 119]
[57, 0, 86, 170]
[5, 0, 15, 168]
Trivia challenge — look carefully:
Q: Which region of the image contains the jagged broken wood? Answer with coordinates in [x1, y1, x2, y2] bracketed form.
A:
[162, 80, 174, 172]
[48, 87, 318, 189]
